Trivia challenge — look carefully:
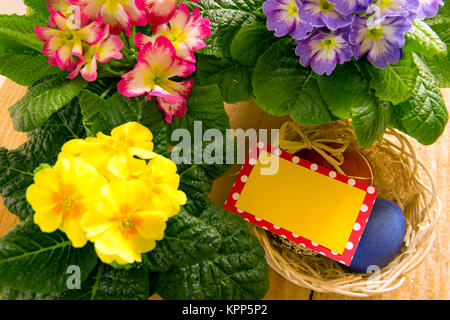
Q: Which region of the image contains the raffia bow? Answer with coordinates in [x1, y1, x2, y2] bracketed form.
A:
[279, 121, 350, 175]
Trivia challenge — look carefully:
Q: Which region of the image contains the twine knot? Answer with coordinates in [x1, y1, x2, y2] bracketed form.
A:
[279, 122, 350, 175]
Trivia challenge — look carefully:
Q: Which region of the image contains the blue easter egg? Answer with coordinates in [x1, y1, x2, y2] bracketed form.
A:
[349, 198, 406, 273]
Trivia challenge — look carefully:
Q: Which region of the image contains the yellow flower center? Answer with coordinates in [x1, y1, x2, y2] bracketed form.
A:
[120, 216, 135, 231]
[320, 37, 336, 52]
[319, 0, 335, 12]
[97, 0, 128, 12]
[366, 26, 384, 40]
[378, 0, 393, 9]
[286, 0, 299, 17]
[61, 196, 74, 211]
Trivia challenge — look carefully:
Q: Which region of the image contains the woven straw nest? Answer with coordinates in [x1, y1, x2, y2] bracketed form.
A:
[248, 120, 441, 297]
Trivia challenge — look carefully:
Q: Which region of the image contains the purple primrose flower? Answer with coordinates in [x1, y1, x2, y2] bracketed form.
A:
[368, 0, 420, 22]
[350, 15, 412, 68]
[299, 0, 353, 30]
[296, 29, 353, 75]
[263, 0, 313, 39]
[329, 0, 373, 15]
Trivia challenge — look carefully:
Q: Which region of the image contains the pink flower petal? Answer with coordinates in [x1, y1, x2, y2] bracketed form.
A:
[138, 37, 176, 71]
[100, 3, 131, 36]
[118, 61, 153, 97]
[34, 26, 58, 42]
[134, 32, 153, 50]
[56, 44, 75, 71]
[67, 58, 85, 80]
[171, 3, 191, 28]
[124, 0, 147, 26]
[42, 36, 62, 56]
[170, 58, 196, 78]
[97, 35, 124, 63]
[79, 18, 105, 44]
[137, 0, 177, 25]
[157, 95, 187, 123]
[81, 58, 98, 82]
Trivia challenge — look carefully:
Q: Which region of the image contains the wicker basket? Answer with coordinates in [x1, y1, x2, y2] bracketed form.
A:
[248, 120, 441, 297]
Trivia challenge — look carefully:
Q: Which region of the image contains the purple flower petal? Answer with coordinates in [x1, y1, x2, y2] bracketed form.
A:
[417, 0, 444, 19]
[296, 29, 353, 75]
[263, 0, 313, 39]
[300, 0, 353, 30]
[350, 15, 412, 68]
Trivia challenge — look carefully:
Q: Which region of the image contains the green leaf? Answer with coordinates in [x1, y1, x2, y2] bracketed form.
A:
[79, 90, 169, 155]
[156, 202, 269, 300]
[0, 52, 63, 86]
[196, 55, 253, 104]
[0, 287, 45, 300]
[0, 102, 85, 220]
[404, 20, 447, 57]
[0, 14, 43, 53]
[290, 75, 336, 125]
[396, 54, 448, 145]
[423, 54, 450, 87]
[0, 218, 98, 294]
[143, 208, 222, 272]
[9, 76, 88, 132]
[317, 62, 369, 119]
[352, 99, 392, 148]
[367, 52, 418, 104]
[186, 0, 264, 57]
[230, 20, 277, 67]
[49, 264, 150, 300]
[253, 39, 334, 124]
[424, 5, 450, 88]
[24, 0, 50, 25]
[170, 84, 230, 135]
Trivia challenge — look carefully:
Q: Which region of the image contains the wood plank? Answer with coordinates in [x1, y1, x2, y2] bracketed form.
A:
[0, 79, 27, 237]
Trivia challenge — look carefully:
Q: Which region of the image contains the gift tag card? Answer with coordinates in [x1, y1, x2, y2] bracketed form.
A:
[223, 142, 378, 266]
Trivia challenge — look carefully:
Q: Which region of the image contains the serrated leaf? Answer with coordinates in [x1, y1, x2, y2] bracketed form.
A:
[290, 75, 335, 125]
[9, 76, 88, 132]
[317, 62, 369, 119]
[396, 54, 448, 145]
[186, 0, 264, 57]
[24, 0, 50, 25]
[253, 39, 305, 115]
[196, 55, 253, 104]
[351, 99, 392, 148]
[143, 209, 222, 272]
[170, 84, 230, 135]
[0, 52, 63, 86]
[0, 14, 43, 53]
[49, 264, 149, 300]
[367, 52, 418, 104]
[404, 20, 447, 57]
[230, 20, 277, 66]
[423, 54, 450, 87]
[253, 39, 334, 124]
[0, 103, 85, 220]
[156, 202, 269, 300]
[0, 218, 98, 294]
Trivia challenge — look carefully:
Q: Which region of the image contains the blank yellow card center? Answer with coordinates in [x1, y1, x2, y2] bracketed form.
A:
[236, 151, 366, 254]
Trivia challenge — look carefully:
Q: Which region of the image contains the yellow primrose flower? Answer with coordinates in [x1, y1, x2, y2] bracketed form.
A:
[60, 122, 155, 179]
[81, 179, 169, 264]
[26, 157, 106, 247]
[140, 155, 187, 217]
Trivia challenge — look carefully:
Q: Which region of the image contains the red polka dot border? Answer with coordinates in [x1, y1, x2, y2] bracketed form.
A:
[223, 141, 378, 267]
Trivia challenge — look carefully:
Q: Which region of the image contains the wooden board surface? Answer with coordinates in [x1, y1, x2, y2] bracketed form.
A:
[1, 78, 448, 300]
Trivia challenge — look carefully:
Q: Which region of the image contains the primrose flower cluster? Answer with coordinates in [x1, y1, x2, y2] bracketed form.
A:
[34, 0, 211, 123]
[263, 0, 445, 74]
[26, 122, 187, 265]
